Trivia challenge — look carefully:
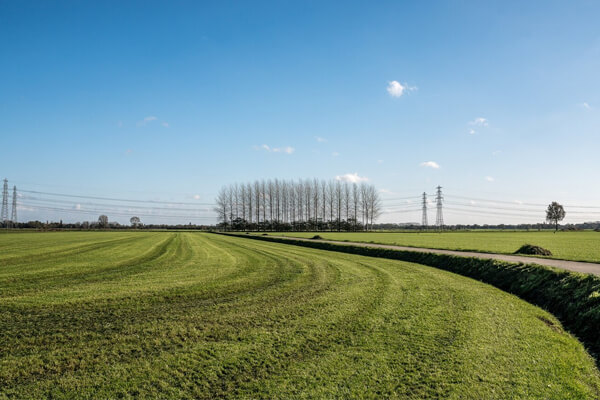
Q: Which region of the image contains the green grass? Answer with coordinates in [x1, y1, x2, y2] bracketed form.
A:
[273, 231, 600, 263]
[1, 232, 599, 398]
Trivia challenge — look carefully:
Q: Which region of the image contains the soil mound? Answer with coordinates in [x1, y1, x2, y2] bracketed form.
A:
[514, 244, 552, 256]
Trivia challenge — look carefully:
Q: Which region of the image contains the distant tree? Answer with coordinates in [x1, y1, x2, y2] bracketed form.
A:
[546, 202, 566, 232]
[98, 215, 109, 229]
[130, 216, 141, 228]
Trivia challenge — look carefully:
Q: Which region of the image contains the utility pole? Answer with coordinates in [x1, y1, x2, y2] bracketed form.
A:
[421, 192, 428, 229]
[11, 186, 17, 227]
[435, 186, 444, 231]
[1, 179, 8, 226]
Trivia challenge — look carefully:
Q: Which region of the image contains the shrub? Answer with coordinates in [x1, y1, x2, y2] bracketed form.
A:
[311, 235, 323, 240]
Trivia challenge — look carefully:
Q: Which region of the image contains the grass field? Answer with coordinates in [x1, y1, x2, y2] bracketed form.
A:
[1, 232, 599, 398]
[274, 231, 600, 263]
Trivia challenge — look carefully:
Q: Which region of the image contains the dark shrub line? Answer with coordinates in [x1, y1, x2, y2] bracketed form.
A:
[217, 232, 600, 360]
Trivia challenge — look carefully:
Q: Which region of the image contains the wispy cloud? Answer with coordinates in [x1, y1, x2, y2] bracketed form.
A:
[254, 144, 295, 154]
[420, 161, 440, 169]
[485, 176, 495, 182]
[469, 129, 476, 135]
[137, 116, 158, 126]
[161, 122, 170, 128]
[377, 159, 384, 164]
[332, 152, 340, 157]
[193, 194, 201, 200]
[387, 80, 417, 98]
[315, 136, 327, 143]
[492, 150, 502, 156]
[581, 102, 591, 109]
[469, 117, 489, 127]
[335, 173, 369, 183]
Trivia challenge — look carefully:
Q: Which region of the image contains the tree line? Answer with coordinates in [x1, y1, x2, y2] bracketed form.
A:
[214, 179, 382, 231]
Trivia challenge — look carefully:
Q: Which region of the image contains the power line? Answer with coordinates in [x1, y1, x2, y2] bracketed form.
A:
[22, 196, 214, 213]
[445, 201, 600, 215]
[446, 194, 600, 209]
[19, 189, 215, 206]
[19, 204, 216, 220]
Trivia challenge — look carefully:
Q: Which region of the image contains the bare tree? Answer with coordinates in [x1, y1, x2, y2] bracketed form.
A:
[352, 183, 360, 231]
[215, 179, 382, 231]
[327, 181, 335, 230]
[254, 181, 261, 227]
[246, 183, 253, 225]
[98, 215, 109, 229]
[343, 182, 350, 225]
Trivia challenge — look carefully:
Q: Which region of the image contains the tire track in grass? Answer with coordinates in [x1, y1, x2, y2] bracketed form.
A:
[0, 234, 178, 299]
[0, 233, 149, 269]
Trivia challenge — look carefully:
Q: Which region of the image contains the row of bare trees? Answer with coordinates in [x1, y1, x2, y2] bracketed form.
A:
[214, 179, 381, 231]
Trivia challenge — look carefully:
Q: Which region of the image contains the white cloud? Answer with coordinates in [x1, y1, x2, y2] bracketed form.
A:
[193, 194, 201, 200]
[315, 136, 327, 143]
[387, 81, 417, 97]
[377, 159, 384, 164]
[581, 102, 591, 109]
[273, 146, 295, 154]
[469, 117, 489, 127]
[161, 122, 169, 128]
[137, 116, 159, 127]
[485, 176, 495, 182]
[335, 173, 369, 183]
[255, 144, 295, 154]
[420, 161, 440, 169]
[75, 204, 81, 210]
[332, 152, 340, 157]
[469, 129, 476, 135]
[492, 150, 501, 156]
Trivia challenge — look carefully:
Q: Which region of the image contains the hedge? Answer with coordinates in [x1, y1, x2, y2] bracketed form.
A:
[217, 232, 600, 360]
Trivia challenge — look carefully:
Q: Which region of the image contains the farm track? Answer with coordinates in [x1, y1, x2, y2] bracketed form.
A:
[265, 235, 600, 276]
[0, 232, 599, 398]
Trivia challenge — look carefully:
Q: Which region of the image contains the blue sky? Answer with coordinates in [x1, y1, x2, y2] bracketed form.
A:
[1, 1, 599, 225]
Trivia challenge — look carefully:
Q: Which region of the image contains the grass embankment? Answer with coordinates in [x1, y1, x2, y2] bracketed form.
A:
[274, 231, 600, 263]
[1, 232, 599, 398]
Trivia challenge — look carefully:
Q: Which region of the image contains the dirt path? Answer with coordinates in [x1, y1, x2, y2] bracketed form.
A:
[266, 236, 600, 277]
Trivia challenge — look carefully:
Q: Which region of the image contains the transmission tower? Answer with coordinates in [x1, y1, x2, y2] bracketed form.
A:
[435, 186, 444, 231]
[421, 192, 428, 228]
[11, 186, 17, 226]
[1, 179, 8, 224]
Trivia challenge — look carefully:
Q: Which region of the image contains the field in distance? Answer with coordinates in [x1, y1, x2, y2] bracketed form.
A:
[1, 231, 599, 398]
[273, 231, 600, 263]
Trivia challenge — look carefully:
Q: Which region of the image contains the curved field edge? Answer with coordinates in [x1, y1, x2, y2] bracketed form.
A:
[270, 231, 600, 264]
[0, 232, 598, 398]
[224, 233, 600, 360]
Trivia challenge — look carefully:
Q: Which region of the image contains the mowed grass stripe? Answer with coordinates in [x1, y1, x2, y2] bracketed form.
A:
[0, 232, 598, 398]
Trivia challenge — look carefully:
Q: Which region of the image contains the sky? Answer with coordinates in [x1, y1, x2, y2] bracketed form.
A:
[1, 0, 599, 225]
